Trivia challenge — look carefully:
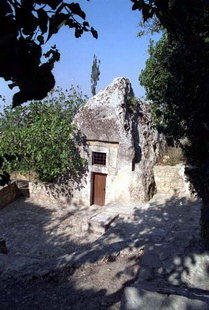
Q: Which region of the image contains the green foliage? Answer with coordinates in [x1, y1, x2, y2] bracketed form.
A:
[0, 0, 97, 107]
[131, 0, 209, 37]
[140, 34, 185, 144]
[0, 86, 87, 182]
[137, 16, 162, 37]
[135, 0, 209, 239]
[91, 55, 101, 96]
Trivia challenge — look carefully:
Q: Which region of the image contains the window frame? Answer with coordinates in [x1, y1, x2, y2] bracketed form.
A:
[92, 151, 106, 166]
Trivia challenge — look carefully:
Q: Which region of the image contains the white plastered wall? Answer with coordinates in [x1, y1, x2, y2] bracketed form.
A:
[72, 140, 145, 206]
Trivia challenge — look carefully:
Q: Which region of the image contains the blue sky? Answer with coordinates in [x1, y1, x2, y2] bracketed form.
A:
[0, 0, 161, 106]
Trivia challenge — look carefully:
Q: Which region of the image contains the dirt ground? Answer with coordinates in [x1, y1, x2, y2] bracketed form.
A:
[0, 198, 144, 309]
[0, 194, 204, 309]
[0, 250, 142, 310]
[0, 198, 103, 259]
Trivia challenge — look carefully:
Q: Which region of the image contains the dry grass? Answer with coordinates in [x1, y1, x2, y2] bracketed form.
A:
[10, 171, 38, 182]
[157, 147, 185, 166]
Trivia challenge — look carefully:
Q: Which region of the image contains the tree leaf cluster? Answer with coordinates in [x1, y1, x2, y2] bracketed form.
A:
[135, 0, 209, 239]
[0, 86, 87, 182]
[0, 0, 98, 107]
[140, 34, 185, 144]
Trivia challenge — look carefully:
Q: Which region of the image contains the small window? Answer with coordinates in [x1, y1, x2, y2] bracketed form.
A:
[92, 152, 106, 166]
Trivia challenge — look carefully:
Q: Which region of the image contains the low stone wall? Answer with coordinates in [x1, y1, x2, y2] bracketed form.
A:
[0, 183, 20, 209]
[153, 164, 191, 196]
[29, 182, 71, 207]
[29, 165, 191, 207]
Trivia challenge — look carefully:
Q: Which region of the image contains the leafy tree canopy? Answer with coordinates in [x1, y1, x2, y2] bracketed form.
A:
[0, 86, 87, 182]
[0, 0, 97, 107]
[140, 33, 185, 144]
[131, 0, 209, 38]
[135, 0, 209, 239]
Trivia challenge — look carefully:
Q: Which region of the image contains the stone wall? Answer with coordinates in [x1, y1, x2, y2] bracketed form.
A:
[29, 182, 71, 207]
[28, 164, 191, 206]
[0, 183, 20, 209]
[153, 164, 191, 196]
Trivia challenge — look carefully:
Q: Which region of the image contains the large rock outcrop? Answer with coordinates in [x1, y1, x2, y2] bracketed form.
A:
[72, 77, 164, 206]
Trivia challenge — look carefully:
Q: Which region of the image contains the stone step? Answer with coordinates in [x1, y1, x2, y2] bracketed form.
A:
[88, 212, 119, 234]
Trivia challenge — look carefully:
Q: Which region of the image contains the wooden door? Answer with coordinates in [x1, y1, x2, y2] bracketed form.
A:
[92, 173, 106, 206]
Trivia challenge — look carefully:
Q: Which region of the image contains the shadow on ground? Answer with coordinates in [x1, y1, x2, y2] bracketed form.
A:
[0, 195, 209, 309]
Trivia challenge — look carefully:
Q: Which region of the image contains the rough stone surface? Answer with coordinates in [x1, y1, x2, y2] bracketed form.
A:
[162, 294, 209, 310]
[73, 77, 164, 206]
[121, 287, 209, 310]
[88, 212, 119, 234]
[121, 287, 165, 310]
[29, 181, 72, 206]
[153, 165, 191, 196]
[0, 182, 20, 209]
[181, 253, 209, 290]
